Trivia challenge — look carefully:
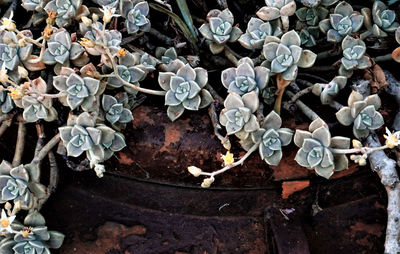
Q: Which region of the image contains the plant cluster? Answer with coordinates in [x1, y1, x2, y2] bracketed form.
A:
[0, 0, 398, 252]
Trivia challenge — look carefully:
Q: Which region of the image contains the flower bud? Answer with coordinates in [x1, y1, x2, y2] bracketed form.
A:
[352, 139, 362, 148]
[81, 16, 92, 26]
[18, 66, 28, 79]
[188, 166, 202, 177]
[201, 177, 214, 188]
[358, 158, 367, 166]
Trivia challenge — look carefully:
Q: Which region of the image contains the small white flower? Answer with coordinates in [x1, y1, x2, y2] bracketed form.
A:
[0, 12, 16, 31]
[100, 6, 120, 24]
[0, 209, 15, 234]
[0, 63, 8, 83]
[384, 127, 400, 149]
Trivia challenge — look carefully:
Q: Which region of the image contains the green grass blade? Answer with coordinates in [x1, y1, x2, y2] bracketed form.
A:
[149, 2, 199, 53]
[175, 0, 197, 40]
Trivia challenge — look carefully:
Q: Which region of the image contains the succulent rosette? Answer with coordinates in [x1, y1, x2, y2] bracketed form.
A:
[219, 92, 260, 140]
[256, 0, 296, 30]
[362, 1, 400, 38]
[0, 31, 33, 72]
[9, 212, 64, 254]
[120, 0, 151, 34]
[319, 1, 364, 42]
[155, 47, 187, 65]
[339, 35, 371, 77]
[221, 57, 270, 95]
[59, 112, 126, 163]
[44, 0, 88, 27]
[262, 30, 317, 80]
[199, 9, 243, 54]
[298, 27, 320, 47]
[12, 78, 58, 123]
[250, 111, 293, 165]
[336, 91, 384, 139]
[53, 67, 102, 111]
[43, 30, 87, 67]
[238, 18, 282, 50]
[102, 94, 133, 127]
[158, 59, 213, 121]
[0, 161, 34, 209]
[294, 118, 350, 179]
[312, 76, 347, 104]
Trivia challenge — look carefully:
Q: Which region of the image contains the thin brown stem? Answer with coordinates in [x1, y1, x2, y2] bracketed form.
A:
[33, 134, 61, 163]
[12, 116, 26, 167]
[274, 74, 291, 115]
[208, 102, 231, 150]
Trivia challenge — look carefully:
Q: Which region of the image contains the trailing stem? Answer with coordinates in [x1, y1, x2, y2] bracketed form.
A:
[12, 116, 26, 167]
[285, 90, 319, 121]
[366, 133, 400, 254]
[33, 134, 61, 163]
[199, 141, 260, 178]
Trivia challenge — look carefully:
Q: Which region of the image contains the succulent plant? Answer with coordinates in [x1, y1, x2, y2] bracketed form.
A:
[12, 77, 58, 123]
[338, 35, 371, 77]
[294, 118, 350, 179]
[53, 67, 101, 111]
[221, 57, 270, 95]
[155, 47, 187, 65]
[256, 0, 296, 30]
[158, 59, 213, 121]
[21, 96, 58, 123]
[238, 18, 282, 50]
[59, 112, 126, 163]
[300, 0, 338, 8]
[219, 92, 260, 140]
[362, 1, 399, 37]
[102, 94, 133, 126]
[319, 1, 364, 42]
[11, 212, 64, 254]
[199, 9, 243, 54]
[250, 111, 293, 165]
[336, 91, 384, 139]
[262, 86, 276, 105]
[43, 30, 87, 67]
[262, 30, 317, 80]
[312, 76, 347, 104]
[295, 6, 329, 27]
[0, 161, 34, 209]
[22, 0, 48, 11]
[0, 90, 13, 114]
[107, 64, 146, 95]
[298, 27, 320, 47]
[44, 0, 87, 27]
[80, 21, 122, 56]
[0, 31, 33, 71]
[119, 0, 151, 34]
[87, 125, 126, 162]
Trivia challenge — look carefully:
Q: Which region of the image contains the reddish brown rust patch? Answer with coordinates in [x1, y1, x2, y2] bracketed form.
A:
[271, 147, 311, 180]
[282, 180, 310, 199]
[61, 222, 146, 254]
[331, 163, 358, 179]
[119, 152, 134, 165]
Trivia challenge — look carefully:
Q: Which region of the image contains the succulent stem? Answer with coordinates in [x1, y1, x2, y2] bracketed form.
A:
[12, 115, 26, 167]
[273, 74, 291, 115]
[224, 47, 239, 66]
[199, 141, 260, 178]
[286, 90, 319, 121]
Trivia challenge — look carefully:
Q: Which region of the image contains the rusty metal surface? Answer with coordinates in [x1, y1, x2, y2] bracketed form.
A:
[40, 170, 386, 254]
